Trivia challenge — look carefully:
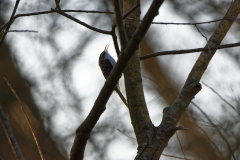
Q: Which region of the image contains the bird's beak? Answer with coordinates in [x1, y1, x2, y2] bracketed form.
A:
[105, 44, 110, 52]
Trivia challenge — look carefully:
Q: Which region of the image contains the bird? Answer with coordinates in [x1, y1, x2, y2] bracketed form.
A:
[99, 44, 119, 88]
[99, 44, 128, 107]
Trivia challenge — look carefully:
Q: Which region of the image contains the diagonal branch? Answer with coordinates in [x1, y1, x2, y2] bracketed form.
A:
[0, 0, 21, 48]
[202, 81, 238, 114]
[196, 124, 226, 160]
[122, 0, 140, 19]
[194, 103, 232, 160]
[135, 0, 240, 159]
[70, 0, 165, 159]
[51, 8, 112, 35]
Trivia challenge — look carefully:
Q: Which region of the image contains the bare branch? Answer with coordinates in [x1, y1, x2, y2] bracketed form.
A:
[0, 9, 113, 35]
[136, 0, 240, 159]
[5, 30, 38, 33]
[111, 0, 140, 56]
[51, 8, 112, 35]
[112, 0, 128, 47]
[162, 153, 191, 160]
[70, 0, 164, 159]
[0, 0, 21, 47]
[193, 102, 236, 160]
[115, 87, 128, 107]
[176, 132, 187, 160]
[122, 0, 155, 154]
[175, 126, 189, 131]
[59, 10, 114, 14]
[195, 25, 208, 42]
[202, 81, 238, 114]
[140, 41, 240, 60]
[12, 9, 114, 20]
[194, 24, 212, 53]
[117, 129, 136, 142]
[128, 18, 238, 25]
[197, 125, 226, 160]
[122, 1, 140, 19]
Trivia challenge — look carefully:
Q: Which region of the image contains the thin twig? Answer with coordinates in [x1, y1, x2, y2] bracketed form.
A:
[194, 24, 211, 53]
[12, 9, 113, 21]
[0, 11, 52, 32]
[0, 0, 20, 47]
[60, 9, 114, 14]
[148, 18, 236, 25]
[112, 0, 128, 46]
[176, 132, 187, 160]
[115, 87, 128, 108]
[111, 1, 140, 56]
[192, 102, 236, 160]
[51, 8, 112, 35]
[4, 78, 45, 160]
[195, 25, 208, 42]
[0, 9, 113, 32]
[140, 41, 240, 60]
[117, 129, 136, 142]
[1, 10, 114, 34]
[0, 104, 25, 160]
[197, 125, 226, 160]
[6, 30, 38, 33]
[162, 153, 191, 160]
[202, 81, 238, 114]
[122, 0, 140, 19]
[1, 9, 238, 33]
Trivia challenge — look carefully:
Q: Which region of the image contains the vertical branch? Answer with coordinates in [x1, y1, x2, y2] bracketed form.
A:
[71, 0, 164, 159]
[122, 0, 154, 147]
[112, 0, 128, 47]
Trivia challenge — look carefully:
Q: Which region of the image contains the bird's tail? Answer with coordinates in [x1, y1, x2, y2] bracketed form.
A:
[114, 87, 128, 108]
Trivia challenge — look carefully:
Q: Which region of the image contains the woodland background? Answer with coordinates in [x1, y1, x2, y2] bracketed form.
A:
[0, 0, 240, 160]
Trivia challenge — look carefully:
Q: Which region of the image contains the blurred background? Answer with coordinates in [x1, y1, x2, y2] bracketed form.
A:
[0, 0, 240, 159]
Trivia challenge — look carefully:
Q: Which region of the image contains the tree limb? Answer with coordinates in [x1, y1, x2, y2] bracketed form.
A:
[70, 0, 165, 159]
[0, 0, 21, 48]
[122, 0, 154, 151]
[135, 0, 240, 159]
[140, 41, 240, 60]
[51, 8, 112, 35]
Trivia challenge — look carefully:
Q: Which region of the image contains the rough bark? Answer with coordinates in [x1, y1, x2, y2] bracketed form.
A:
[135, 0, 240, 159]
[123, 0, 154, 148]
